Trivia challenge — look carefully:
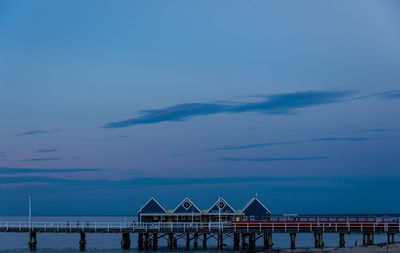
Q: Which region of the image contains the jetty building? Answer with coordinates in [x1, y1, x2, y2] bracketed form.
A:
[137, 196, 271, 223]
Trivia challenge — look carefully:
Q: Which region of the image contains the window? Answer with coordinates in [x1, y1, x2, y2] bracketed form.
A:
[154, 216, 159, 221]
[182, 200, 192, 210]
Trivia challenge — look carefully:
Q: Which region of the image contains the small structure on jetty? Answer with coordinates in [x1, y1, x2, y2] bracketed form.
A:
[137, 196, 265, 223]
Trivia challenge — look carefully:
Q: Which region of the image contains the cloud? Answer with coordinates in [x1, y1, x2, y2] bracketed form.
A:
[69, 156, 84, 159]
[207, 137, 368, 151]
[376, 90, 400, 99]
[221, 156, 328, 162]
[36, 149, 58, 153]
[353, 90, 400, 101]
[19, 158, 62, 162]
[0, 175, 335, 187]
[15, 129, 62, 136]
[103, 90, 351, 128]
[0, 167, 100, 175]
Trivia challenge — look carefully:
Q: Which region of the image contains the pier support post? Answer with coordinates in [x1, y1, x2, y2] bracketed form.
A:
[79, 232, 86, 251]
[168, 233, 173, 250]
[193, 232, 198, 249]
[121, 233, 130, 250]
[203, 233, 207, 249]
[234, 233, 240, 250]
[314, 232, 323, 248]
[186, 233, 190, 249]
[29, 231, 37, 250]
[249, 233, 255, 249]
[391, 233, 395, 244]
[290, 233, 296, 250]
[144, 233, 150, 249]
[241, 233, 247, 248]
[138, 233, 144, 250]
[217, 232, 223, 249]
[264, 232, 273, 249]
[173, 238, 177, 249]
[370, 233, 374, 246]
[339, 232, 345, 248]
[153, 233, 158, 250]
[363, 233, 366, 247]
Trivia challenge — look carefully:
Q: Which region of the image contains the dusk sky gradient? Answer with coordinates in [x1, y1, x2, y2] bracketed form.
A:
[0, 0, 399, 215]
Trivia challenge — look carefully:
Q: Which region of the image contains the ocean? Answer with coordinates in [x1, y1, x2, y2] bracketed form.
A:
[0, 216, 397, 252]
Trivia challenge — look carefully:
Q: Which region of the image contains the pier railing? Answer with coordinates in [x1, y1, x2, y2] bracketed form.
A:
[0, 221, 399, 233]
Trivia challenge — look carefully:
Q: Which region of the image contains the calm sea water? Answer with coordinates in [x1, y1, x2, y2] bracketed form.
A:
[0, 216, 397, 252]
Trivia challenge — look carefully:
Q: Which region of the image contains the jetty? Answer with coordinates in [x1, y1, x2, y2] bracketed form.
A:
[0, 196, 398, 250]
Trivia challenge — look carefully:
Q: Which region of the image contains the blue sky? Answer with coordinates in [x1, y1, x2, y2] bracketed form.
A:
[0, 0, 400, 215]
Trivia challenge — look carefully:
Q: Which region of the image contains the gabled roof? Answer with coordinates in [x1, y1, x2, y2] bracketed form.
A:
[172, 197, 201, 213]
[242, 196, 271, 216]
[207, 197, 236, 214]
[137, 197, 167, 214]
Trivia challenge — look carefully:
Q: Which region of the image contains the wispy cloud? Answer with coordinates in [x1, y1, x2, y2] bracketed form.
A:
[103, 90, 351, 128]
[353, 90, 400, 101]
[69, 156, 84, 159]
[19, 158, 62, 162]
[376, 90, 400, 99]
[0, 167, 100, 175]
[36, 149, 58, 153]
[221, 156, 328, 162]
[207, 137, 368, 151]
[15, 129, 62, 136]
[0, 175, 336, 187]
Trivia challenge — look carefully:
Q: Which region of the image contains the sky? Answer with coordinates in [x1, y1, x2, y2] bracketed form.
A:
[0, 0, 400, 216]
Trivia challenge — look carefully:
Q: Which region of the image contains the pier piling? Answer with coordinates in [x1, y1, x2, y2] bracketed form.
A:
[144, 233, 149, 249]
[121, 233, 130, 250]
[217, 232, 223, 249]
[79, 232, 86, 251]
[234, 233, 240, 249]
[241, 233, 247, 248]
[203, 233, 207, 249]
[186, 233, 190, 249]
[29, 231, 37, 250]
[249, 233, 255, 249]
[363, 233, 366, 247]
[264, 232, 273, 249]
[314, 232, 323, 248]
[138, 233, 144, 250]
[153, 233, 158, 250]
[339, 232, 345, 248]
[167, 233, 173, 250]
[290, 232, 296, 250]
[193, 232, 198, 249]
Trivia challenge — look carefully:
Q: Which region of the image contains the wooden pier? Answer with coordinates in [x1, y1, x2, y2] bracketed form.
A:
[0, 221, 398, 250]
